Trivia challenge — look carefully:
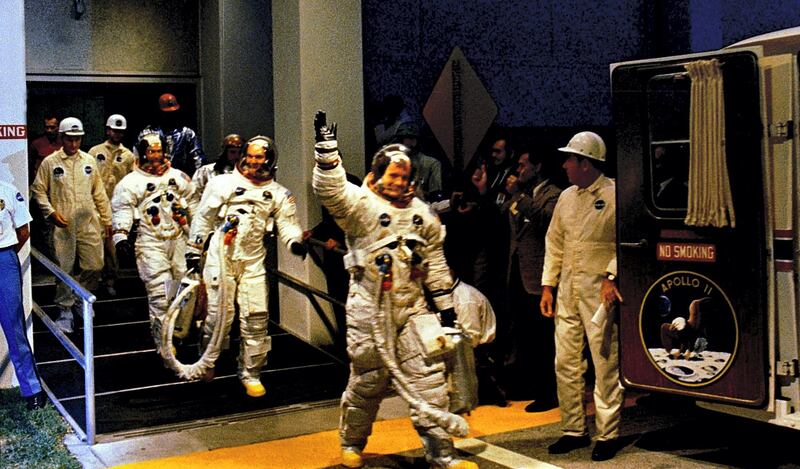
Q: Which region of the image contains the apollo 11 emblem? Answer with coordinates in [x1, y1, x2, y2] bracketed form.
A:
[639, 270, 738, 387]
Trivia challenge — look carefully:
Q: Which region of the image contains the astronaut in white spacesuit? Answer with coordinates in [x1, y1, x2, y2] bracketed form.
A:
[312, 111, 476, 469]
[186, 135, 306, 398]
[111, 130, 195, 356]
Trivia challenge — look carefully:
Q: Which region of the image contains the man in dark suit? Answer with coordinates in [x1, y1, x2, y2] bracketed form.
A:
[503, 147, 562, 411]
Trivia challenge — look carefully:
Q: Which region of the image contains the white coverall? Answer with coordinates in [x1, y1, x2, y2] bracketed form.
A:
[90, 140, 135, 289]
[188, 168, 303, 383]
[88, 141, 136, 198]
[541, 174, 623, 441]
[312, 149, 460, 467]
[111, 167, 195, 352]
[31, 149, 112, 309]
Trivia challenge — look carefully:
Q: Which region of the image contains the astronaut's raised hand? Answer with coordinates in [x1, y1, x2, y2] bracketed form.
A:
[314, 110, 337, 142]
[185, 252, 201, 273]
[314, 110, 340, 169]
[289, 241, 307, 259]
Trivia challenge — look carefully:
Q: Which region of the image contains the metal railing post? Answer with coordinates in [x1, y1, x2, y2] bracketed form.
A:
[82, 298, 96, 444]
[30, 248, 96, 445]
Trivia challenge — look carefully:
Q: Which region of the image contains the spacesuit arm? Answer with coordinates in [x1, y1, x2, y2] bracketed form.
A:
[423, 223, 455, 312]
[110, 180, 138, 245]
[274, 188, 304, 248]
[189, 168, 207, 209]
[178, 171, 198, 218]
[541, 195, 565, 287]
[187, 178, 224, 254]
[312, 156, 364, 226]
[30, 159, 54, 219]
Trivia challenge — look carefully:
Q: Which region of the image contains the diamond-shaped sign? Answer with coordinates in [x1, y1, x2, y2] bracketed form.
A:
[423, 47, 497, 170]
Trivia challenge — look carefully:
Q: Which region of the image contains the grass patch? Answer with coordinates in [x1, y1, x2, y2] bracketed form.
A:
[0, 388, 80, 468]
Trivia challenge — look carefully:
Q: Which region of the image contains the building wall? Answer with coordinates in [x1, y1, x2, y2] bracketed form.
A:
[25, 0, 199, 75]
[362, 0, 800, 136]
[200, 0, 274, 153]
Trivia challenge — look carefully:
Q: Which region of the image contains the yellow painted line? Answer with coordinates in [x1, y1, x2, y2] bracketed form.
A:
[456, 438, 562, 469]
[116, 401, 560, 469]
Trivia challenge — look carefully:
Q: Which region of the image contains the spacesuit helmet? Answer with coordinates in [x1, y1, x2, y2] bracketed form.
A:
[135, 129, 170, 170]
[237, 135, 277, 181]
[369, 143, 416, 201]
[222, 134, 244, 150]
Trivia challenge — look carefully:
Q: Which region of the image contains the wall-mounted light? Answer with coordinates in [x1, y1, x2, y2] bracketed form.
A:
[73, 0, 86, 20]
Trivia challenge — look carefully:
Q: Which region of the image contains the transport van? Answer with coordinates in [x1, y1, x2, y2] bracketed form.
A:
[611, 27, 800, 429]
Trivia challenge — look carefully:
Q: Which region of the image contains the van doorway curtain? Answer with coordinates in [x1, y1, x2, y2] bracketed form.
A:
[684, 59, 735, 228]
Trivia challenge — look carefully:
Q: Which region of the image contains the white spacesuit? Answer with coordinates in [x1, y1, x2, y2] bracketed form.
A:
[312, 112, 476, 469]
[111, 130, 195, 356]
[187, 135, 305, 398]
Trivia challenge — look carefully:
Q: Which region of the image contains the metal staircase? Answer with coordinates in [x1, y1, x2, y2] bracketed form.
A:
[30, 249, 348, 443]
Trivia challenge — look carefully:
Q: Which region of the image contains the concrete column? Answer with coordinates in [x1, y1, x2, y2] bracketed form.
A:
[272, 0, 364, 343]
[0, 0, 33, 389]
[201, 0, 274, 154]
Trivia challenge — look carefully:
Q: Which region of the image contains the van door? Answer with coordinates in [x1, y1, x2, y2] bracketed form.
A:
[612, 50, 766, 405]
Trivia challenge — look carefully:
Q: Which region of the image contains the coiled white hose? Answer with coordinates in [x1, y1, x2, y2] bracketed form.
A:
[161, 236, 230, 380]
[370, 276, 469, 437]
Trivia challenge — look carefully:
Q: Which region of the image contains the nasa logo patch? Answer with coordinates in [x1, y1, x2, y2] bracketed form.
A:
[262, 191, 273, 200]
[84, 165, 93, 175]
[15, 192, 24, 202]
[116, 156, 123, 162]
[53, 167, 65, 178]
[594, 199, 606, 210]
[379, 213, 391, 227]
[235, 187, 246, 196]
[146, 182, 156, 192]
[413, 214, 423, 226]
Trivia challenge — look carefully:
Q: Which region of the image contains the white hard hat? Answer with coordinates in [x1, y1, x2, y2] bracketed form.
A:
[558, 131, 606, 162]
[59, 117, 85, 136]
[106, 114, 127, 130]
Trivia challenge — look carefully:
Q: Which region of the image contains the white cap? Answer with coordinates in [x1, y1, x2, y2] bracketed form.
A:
[558, 131, 606, 162]
[59, 117, 85, 136]
[106, 114, 127, 130]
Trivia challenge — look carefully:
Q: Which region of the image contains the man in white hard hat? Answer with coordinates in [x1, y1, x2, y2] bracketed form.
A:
[31, 117, 112, 334]
[89, 114, 135, 296]
[540, 131, 624, 461]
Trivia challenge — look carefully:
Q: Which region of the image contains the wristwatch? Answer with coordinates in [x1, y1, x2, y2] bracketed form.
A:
[605, 273, 617, 282]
